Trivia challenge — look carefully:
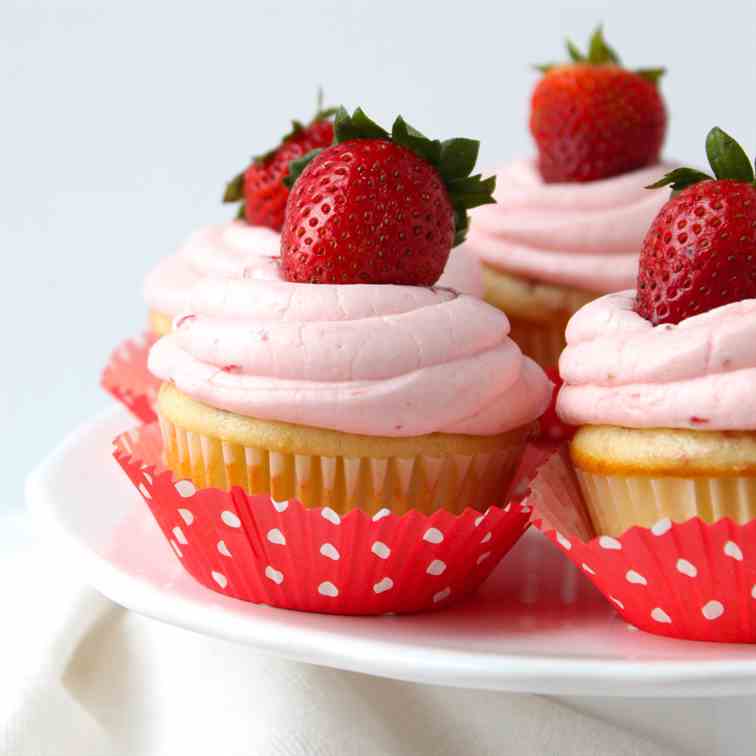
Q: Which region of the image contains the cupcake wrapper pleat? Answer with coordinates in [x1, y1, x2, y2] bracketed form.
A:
[113, 423, 534, 615]
[158, 414, 527, 516]
[101, 332, 160, 423]
[577, 469, 756, 536]
[529, 449, 756, 642]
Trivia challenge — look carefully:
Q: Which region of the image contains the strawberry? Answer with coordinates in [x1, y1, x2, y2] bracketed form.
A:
[636, 127, 756, 325]
[279, 107, 495, 285]
[531, 26, 666, 183]
[223, 104, 335, 231]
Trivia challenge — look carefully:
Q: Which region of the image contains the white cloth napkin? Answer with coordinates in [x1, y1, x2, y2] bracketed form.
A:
[0, 540, 685, 756]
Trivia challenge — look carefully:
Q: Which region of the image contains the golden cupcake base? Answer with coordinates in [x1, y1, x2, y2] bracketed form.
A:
[157, 383, 535, 516]
[571, 425, 756, 536]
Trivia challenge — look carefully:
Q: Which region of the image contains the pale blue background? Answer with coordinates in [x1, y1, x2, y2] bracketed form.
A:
[4, 0, 755, 511]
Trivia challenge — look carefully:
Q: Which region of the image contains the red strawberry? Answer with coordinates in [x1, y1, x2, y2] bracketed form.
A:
[636, 127, 756, 325]
[530, 26, 666, 183]
[223, 109, 335, 231]
[280, 107, 496, 285]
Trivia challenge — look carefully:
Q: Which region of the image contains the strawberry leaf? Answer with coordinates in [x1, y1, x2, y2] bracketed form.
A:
[392, 116, 442, 165]
[333, 106, 389, 142]
[646, 167, 713, 192]
[587, 25, 621, 65]
[439, 138, 479, 182]
[282, 148, 323, 189]
[566, 39, 585, 62]
[705, 127, 755, 182]
[636, 67, 666, 85]
[223, 171, 245, 203]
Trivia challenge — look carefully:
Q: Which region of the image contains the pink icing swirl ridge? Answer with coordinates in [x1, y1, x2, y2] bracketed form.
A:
[144, 222, 481, 318]
[147, 228, 550, 438]
[558, 291, 756, 430]
[465, 158, 674, 292]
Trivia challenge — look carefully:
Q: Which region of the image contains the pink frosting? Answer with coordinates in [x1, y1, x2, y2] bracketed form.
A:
[465, 158, 674, 292]
[144, 222, 482, 317]
[558, 291, 756, 430]
[147, 225, 550, 438]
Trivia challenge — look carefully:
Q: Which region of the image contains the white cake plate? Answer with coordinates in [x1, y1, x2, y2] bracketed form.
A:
[26, 406, 756, 698]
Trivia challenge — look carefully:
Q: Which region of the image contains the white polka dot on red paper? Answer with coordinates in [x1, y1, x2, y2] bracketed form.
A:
[265, 566, 284, 585]
[426, 559, 446, 576]
[598, 536, 621, 551]
[555, 532, 571, 550]
[702, 600, 724, 620]
[625, 570, 647, 586]
[271, 498, 289, 512]
[372, 541, 391, 559]
[169, 539, 183, 558]
[221, 511, 241, 528]
[372, 508, 390, 522]
[651, 518, 671, 536]
[581, 563, 596, 575]
[177, 508, 194, 526]
[320, 543, 340, 561]
[423, 528, 444, 544]
[175, 480, 197, 498]
[433, 587, 451, 603]
[217, 540, 231, 557]
[321, 508, 341, 525]
[266, 528, 286, 545]
[651, 607, 672, 624]
[373, 577, 394, 594]
[724, 541, 743, 561]
[172, 526, 187, 545]
[211, 571, 228, 589]
[318, 581, 339, 597]
[477, 551, 491, 565]
[609, 596, 624, 610]
[676, 559, 697, 577]
[481, 532, 492, 544]
[138, 483, 151, 500]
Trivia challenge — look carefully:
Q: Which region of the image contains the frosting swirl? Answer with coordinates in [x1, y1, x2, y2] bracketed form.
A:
[465, 158, 673, 292]
[558, 291, 756, 430]
[147, 225, 550, 438]
[144, 221, 482, 317]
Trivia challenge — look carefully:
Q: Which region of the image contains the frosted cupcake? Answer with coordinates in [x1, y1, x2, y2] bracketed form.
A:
[149, 107, 551, 516]
[558, 127, 756, 536]
[466, 27, 671, 367]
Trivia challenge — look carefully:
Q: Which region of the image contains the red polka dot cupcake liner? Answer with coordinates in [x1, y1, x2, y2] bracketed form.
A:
[528, 448, 756, 643]
[113, 422, 533, 615]
[101, 332, 160, 423]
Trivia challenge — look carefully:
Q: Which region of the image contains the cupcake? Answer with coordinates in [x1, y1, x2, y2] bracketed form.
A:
[106, 105, 485, 423]
[466, 26, 672, 367]
[116, 107, 551, 615]
[149, 107, 550, 516]
[558, 127, 756, 537]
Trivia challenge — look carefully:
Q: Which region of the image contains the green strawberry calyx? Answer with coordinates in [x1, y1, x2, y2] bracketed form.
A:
[648, 127, 755, 193]
[283, 106, 496, 247]
[535, 25, 665, 85]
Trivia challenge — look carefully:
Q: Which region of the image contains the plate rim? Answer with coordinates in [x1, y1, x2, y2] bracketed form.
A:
[25, 405, 756, 698]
